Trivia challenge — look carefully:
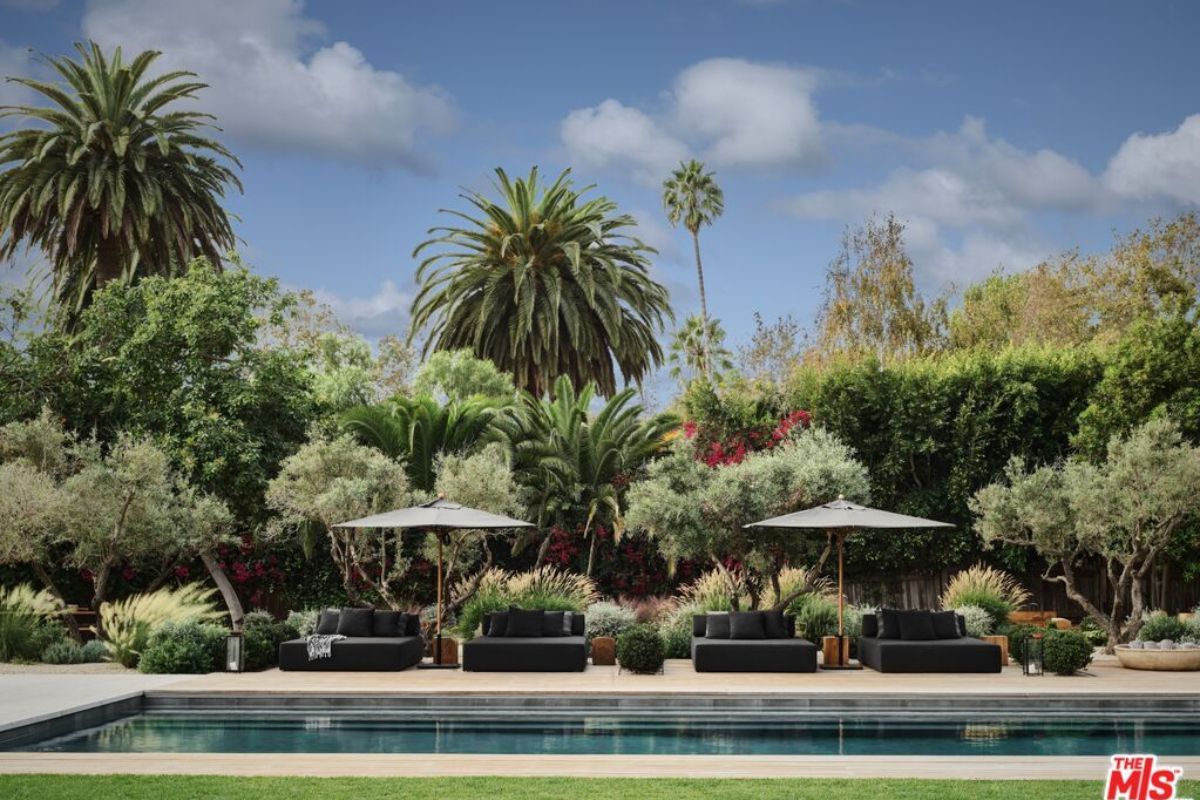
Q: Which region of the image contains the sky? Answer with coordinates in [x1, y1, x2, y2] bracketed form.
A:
[2, 0, 1199, 368]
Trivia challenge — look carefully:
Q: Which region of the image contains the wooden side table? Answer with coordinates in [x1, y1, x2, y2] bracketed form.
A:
[436, 636, 459, 665]
[591, 636, 616, 666]
[982, 634, 1009, 665]
[822, 635, 851, 667]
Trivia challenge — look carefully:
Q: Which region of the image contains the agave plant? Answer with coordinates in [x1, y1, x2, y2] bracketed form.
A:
[0, 42, 240, 322]
[410, 167, 672, 397]
[96, 583, 222, 668]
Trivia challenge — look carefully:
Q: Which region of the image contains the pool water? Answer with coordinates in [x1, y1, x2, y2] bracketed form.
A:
[13, 714, 1200, 756]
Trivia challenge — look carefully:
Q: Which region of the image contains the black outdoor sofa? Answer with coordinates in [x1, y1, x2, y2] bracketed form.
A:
[278, 607, 424, 671]
[691, 611, 818, 672]
[857, 610, 1002, 673]
[461, 608, 587, 672]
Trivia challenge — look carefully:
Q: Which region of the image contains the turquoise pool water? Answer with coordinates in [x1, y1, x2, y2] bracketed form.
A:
[12, 714, 1200, 756]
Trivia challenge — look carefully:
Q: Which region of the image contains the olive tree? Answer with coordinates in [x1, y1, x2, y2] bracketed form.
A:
[972, 417, 1200, 650]
[627, 427, 870, 609]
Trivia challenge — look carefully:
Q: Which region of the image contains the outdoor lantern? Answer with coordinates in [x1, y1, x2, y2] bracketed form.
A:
[1022, 632, 1044, 676]
[226, 632, 245, 672]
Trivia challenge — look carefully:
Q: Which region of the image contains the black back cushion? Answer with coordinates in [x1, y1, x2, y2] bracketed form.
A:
[931, 610, 962, 639]
[315, 608, 340, 635]
[730, 611, 766, 640]
[861, 613, 879, 638]
[762, 609, 789, 639]
[336, 607, 374, 637]
[371, 610, 403, 637]
[568, 612, 585, 637]
[485, 612, 508, 637]
[404, 613, 420, 637]
[956, 614, 967, 637]
[542, 610, 566, 637]
[898, 610, 937, 641]
[505, 606, 545, 637]
[692, 614, 707, 637]
[705, 612, 731, 639]
[878, 608, 901, 639]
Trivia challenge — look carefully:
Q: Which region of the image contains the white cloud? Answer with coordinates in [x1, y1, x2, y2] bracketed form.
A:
[560, 57, 824, 176]
[311, 280, 411, 340]
[628, 208, 683, 262]
[560, 99, 686, 182]
[82, 0, 457, 170]
[673, 58, 823, 168]
[1104, 114, 1200, 206]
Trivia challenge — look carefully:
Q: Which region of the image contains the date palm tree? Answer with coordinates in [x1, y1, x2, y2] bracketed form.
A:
[0, 42, 240, 323]
[411, 167, 671, 397]
[662, 159, 723, 380]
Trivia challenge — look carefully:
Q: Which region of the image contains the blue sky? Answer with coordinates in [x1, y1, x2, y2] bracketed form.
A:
[2, 0, 1199, 367]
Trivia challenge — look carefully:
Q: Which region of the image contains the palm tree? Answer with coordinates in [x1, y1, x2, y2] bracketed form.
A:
[341, 395, 501, 492]
[668, 314, 734, 387]
[410, 167, 672, 398]
[662, 159, 724, 380]
[0, 42, 240, 322]
[495, 375, 676, 574]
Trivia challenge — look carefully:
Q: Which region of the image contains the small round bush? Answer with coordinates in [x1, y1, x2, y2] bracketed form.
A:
[998, 622, 1046, 664]
[243, 617, 299, 671]
[660, 624, 692, 660]
[139, 622, 227, 674]
[1138, 613, 1188, 643]
[617, 624, 665, 674]
[585, 602, 637, 642]
[79, 640, 108, 662]
[954, 604, 994, 638]
[1042, 629, 1093, 675]
[41, 640, 84, 665]
[286, 609, 319, 637]
[1078, 617, 1110, 647]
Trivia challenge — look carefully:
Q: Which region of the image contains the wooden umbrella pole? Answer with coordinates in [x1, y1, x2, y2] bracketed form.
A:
[837, 529, 845, 637]
[435, 532, 444, 651]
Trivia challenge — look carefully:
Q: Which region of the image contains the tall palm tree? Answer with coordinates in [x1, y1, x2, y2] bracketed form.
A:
[662, 159, 724, 380]
[341, 395, 501, 492]
[0, 42, 240, 322]
[495, 375, 676, 574]
[668, 314, 734, 387]
[410, 167, 672, 398]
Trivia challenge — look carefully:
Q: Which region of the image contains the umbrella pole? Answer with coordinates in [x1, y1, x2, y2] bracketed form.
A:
[837, 529, 845, 638]
[435, 531, 444, 665]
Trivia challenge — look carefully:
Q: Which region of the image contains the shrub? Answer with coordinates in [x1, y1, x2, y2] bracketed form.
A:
[621, 596, 675, 624]
[138, 621, 227, 674]
[954, 604, 995, 638]
[0, 584, 65, 662]
[584, 601, 637, 642]
[660, 624, 692, 659]
[1078, 617, 1110, 647]
[939, 564, 1030, 628]
[98, 584, 223, 668]
[677, 569, 747, 612]
[795, 595, 839, 640]
[454, 566, 598, 637]
[242, 614, 299, 671]
[79, 640, 108, 662]
[767, 566, 833, 615]
[285, 609, 319, 637]
[617, 624, 664, 674]
[1138, 611, 1189, 643]
[42, 638, 108, 665]
[1043, 629, 1094, 675]
[999, 621, 1049, 664]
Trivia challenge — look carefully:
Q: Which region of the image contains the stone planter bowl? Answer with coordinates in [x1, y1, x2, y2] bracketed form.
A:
[1115, 646, 1200, 671]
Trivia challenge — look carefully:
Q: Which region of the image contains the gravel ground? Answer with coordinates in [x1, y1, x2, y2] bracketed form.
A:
[0, 661, 134, 675]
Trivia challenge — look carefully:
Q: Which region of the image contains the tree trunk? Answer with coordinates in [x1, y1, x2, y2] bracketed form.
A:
[691, 229, 712, 381]
[94, 235, 125, 289]
[200, 551, 245, 632]
[585, 534, 598, 578]
[32, 563, 82, 643]
[770, 533, 835, 612]
[534, 530, 553, 568]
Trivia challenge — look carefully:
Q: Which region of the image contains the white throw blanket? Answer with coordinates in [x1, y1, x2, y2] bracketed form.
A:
[306, 634, 346, 660]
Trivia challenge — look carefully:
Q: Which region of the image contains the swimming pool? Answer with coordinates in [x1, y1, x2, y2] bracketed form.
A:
[11, 713, 1200, 756]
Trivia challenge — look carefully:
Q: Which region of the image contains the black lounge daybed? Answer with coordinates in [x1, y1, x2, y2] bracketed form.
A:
[462, 608, 587, 672]
[278, 607, 424, 671]
[857, 610, 1002, 673]
[691, 611, 818, 673]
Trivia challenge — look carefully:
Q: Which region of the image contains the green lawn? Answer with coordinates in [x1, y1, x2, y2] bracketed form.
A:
[4, 776, 1187, 800]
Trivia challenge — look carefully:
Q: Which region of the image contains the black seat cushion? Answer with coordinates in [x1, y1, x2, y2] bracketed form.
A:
[730, 611, 766, 640]
[542, 610, 566, 637]
[705, 612, 731, 639]
[931, 611, 961, 639]
[462, 636, 587, 672]
[336, 607, 374, 637]
[279, 636, 423, 672]
[898, 610, 937, 641]
[878, 608, 902, 639]
[762, 610, 788, 639]
[692, 637, 818, 673]
[371, 610, 404, 637]
[486, 612, 509, 637]
[505, 606, 545, 637]
[858, 636, 1002, 673]
[315, 608, 340, 635]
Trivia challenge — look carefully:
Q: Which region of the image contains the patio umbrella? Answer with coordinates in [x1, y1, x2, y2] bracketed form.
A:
[745, 496, 953, 668]
[335, 496, 532, 668]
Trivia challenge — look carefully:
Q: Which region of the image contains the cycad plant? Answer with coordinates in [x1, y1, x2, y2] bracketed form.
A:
[410, 167, 672, 397]
[0, 42, 240, 322]
[495, 375, 676, 574]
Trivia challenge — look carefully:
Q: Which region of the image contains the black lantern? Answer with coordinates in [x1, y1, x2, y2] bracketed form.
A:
[226, 632, 245, 672]
[1022, 632, 1044, 676]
